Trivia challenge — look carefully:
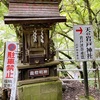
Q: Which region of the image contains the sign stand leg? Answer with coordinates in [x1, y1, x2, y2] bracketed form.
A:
[83, 61, 89, 99]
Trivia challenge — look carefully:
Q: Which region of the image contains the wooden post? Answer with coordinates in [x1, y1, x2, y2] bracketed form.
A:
[83, 61, 89, 99]
[2, 89, 8, 100]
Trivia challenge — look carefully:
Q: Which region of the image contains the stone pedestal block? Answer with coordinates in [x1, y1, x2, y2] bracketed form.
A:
[17, 80, 62, 100]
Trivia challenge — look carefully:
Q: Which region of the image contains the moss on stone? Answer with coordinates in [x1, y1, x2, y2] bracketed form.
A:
[17, 80, 62, 100]
[79, 95, 95, 100]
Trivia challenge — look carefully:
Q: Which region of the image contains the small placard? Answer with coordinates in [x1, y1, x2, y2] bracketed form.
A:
[28, 68, 49, 77]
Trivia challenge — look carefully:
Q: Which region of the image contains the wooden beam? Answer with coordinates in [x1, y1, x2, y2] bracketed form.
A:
[4, 16, 66, 24]
[17, 61, 60, 69]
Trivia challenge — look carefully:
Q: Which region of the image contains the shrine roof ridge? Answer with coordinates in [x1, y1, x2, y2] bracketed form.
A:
[8, 0, 62, 4]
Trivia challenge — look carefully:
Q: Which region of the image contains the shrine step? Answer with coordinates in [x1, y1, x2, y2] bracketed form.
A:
[18, 76, 59, 86]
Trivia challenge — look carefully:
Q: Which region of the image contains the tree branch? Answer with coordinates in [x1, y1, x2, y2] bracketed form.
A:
[57, 32, 74, 42]
[0, 66, 3, 71]
[83, 0, 93, 24]
[59, 51, 83, 78]
[1, 0, 9, 7]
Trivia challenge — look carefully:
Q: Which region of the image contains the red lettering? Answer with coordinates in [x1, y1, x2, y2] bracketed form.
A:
[6, 65, 14, 78]
[7, 59, 14, 64]
[6, 65, 14, 71]
[7, 52, 15, 58]
[6, 71, 13, 78]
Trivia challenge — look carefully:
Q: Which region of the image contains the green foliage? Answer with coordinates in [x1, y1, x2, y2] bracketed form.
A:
[0, 2, 8, 20]
[79, 95, 95, 100]
[0, 2, 17, 69]
[54, 0, 100, 52]
[53, 0, 100, 82]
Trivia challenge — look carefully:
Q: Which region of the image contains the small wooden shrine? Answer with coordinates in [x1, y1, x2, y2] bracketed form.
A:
[4, 0, 66, 99]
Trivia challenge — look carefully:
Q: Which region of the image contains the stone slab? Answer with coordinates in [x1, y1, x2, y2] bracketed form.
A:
[17, 80, 62, 100]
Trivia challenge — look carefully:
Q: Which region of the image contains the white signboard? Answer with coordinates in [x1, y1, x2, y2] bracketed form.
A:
[2, 41, 18, 100]
[73, 25, 95, 61]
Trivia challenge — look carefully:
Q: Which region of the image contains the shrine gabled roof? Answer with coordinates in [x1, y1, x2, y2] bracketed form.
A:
[4, 0, 66, 24]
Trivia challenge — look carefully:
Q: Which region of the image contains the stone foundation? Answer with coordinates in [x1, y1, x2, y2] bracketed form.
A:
[17, 80, 62, 100]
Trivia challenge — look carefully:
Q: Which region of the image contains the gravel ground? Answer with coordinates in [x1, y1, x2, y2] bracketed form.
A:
[0, 81, 100, 100]
[62, 81, 100, 100]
